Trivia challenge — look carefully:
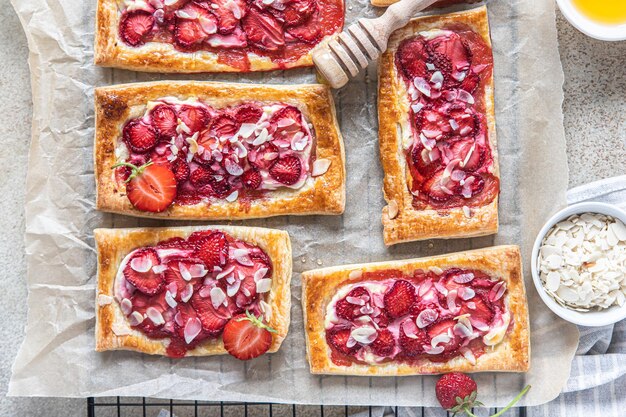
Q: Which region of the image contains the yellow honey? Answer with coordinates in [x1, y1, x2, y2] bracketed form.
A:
[571, 0, 626, 25]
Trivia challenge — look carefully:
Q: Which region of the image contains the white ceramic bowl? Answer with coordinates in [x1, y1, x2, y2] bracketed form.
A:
[531, 202, 626, 327]
[556, 0, 626, 41]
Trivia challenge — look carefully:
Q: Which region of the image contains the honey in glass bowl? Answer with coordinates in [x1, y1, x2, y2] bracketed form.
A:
[571, 0, 626, 25]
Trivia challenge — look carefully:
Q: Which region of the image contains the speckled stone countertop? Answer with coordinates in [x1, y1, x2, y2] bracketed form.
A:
[0, 2, 624, 416]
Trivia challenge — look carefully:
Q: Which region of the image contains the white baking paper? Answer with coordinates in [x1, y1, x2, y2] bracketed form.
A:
[8, 0, 579, 407]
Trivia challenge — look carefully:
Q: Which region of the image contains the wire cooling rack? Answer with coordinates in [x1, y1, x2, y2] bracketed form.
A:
[87, 398, 529, 417]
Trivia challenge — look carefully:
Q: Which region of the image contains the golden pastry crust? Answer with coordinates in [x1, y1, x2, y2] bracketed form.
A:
[378, 7, 499, 245]
[94, 81, 345, 220]
[95, 225, 292, 356]
[94, 0, 338, 72]
[302, 245, 530, 375]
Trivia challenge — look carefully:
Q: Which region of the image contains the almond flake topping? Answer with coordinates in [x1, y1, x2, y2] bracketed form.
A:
[537, 213, 626, 311]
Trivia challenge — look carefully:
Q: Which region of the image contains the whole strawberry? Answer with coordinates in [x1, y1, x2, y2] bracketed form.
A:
[435, 372, 530, 417]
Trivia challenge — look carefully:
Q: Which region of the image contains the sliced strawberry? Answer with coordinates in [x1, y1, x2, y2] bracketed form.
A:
[447, 107, 478, 138]
[235, 276, 258, 309]
[222, 312, 274, 360]
[209, 176, 232, 198]
[370, 329, 395, 357]
[460, 295, 495, 324]
[427, 319, 461, 353]
[457, 173, 485, 198]
[171, 158, 191, 182]
[335, 287, 369, 320]
[398, 323, 430, 357]
[190, 291, 231, 334]
[123, 119, 159, 153]
[242, 169, 262, 189]
[460, 72, 480, 94]
[159, 236, 189, 250]
[124, 163, 178, 213]
[427, 33, 471, 78]
[285, 10, 321, 44]
[179, 105, 210, 133]
[249, 142, 279, 171]
[242, 6, 285, 52]
[235, 104, 263, 124]
[119, 10, 155, 47]
[326, 328, 358, 356]
[423, 170, 452, 202]
[209, 0, 247, 34]
[395, 37, 429, 80]
[449, 140, 484, 172]
[374, 308, 390, 328]
[150, 104, 178, 139]
[164, 259, 205, 301]
[130, 292, 169, 338]
[411, 145, 441, 179]
[280, 0, 316, 26]
[383, 280, 416, 318]
[270, 105, 302, 126]
[248, 248, 273, 275]
[268, 155, 302, 186]
[195, 231, 229, 270]
[189, 166, 213, 187]
[210, 114, 241, 139]
[123, 248, 165, 295]
[466, 174, 499, 206]
[174, 2, 218, 47]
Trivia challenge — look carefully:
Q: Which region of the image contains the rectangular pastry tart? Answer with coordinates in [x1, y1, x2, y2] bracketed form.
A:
[95, 0, 344, 72]
[378, 6, 499, 245]
[94, 81, 345, 219]
[95, 225, 291, 358]
[302, 245, 529, 375]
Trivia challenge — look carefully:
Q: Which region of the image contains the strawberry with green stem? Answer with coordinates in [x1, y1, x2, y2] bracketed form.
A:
[222, 310, 277, 360]
[113, 161, 177, 213]
[435, 372, 530, 417]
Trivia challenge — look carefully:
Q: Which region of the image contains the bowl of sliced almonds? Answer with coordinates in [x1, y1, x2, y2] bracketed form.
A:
[531, 202, 626, 327]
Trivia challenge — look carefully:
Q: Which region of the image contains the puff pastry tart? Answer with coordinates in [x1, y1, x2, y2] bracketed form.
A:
[95, 225, 291, 358]
[95, 0, 344, 72]
[378, 7, 499, 245]
[302, 245, 530, 375]
[94, 81, 345, 219]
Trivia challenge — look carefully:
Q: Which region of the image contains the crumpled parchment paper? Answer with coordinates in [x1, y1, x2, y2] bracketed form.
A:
[8, 0, 580, 407]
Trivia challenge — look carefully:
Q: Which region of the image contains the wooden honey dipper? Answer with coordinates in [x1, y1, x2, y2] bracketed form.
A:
[312, 0, 465, 88]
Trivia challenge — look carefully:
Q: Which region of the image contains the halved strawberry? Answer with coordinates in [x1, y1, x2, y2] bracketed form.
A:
[395, 37, 429, 80]
[210, 114, 241, 139]
[423, 170, 452, 202]
[398, 322, 430, 357]
[171, 158, 191, 182]
[189, 166, 213, 187]
[383, 280, 416, 318]
[370, 329, 395, 357]
[449, 140, 484, 172]
[242, 169, 262, 189]
[209, 0, 247, 34]
[280, 0, 316, 26]
[268, 155, 302, 186]
[123, 119, 159, 153]
[235, 104, 263, 124]
[190, 291, 231, 334]
[150, 104, 178, 139]
[326, 328, 358, 356]
[119, 162, 178, 213]
[123, 248, 165, 295]
[222, 312, 275, 360]
[179, 105, 210, 133]
[285, 10, 321, 44]
[195, 231, 229, 269]
[119, 10, 155, 46]
[242, 6, 285, 51]
[427, 319, 461, 353]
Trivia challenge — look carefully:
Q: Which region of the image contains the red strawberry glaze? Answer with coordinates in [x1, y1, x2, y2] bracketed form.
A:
[394, 26, 499, 211]
[114, 99, 316, 212]
[117, 0, 344, 71]
[324, 268, 512, 367]
[113, 230, 273, 358]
